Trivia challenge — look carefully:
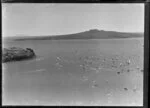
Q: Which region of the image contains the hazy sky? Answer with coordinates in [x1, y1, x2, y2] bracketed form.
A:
[2, 3, 144, 37]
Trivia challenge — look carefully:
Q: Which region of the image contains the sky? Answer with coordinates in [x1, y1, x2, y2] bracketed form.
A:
[2, 3, 144, 37]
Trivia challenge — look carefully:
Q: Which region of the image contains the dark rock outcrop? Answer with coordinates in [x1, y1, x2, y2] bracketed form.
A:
[2, 47, 36, 63]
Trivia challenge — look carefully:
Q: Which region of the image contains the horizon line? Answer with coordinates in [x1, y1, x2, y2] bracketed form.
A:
[3, 29, 144, 38]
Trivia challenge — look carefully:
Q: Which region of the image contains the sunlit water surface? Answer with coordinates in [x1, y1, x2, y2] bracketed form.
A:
[2, 38, 143, 106]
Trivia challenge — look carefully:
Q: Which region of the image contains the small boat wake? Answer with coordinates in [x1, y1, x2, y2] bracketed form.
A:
[25, 69, 46, 73]
[26, 56, 45, 64]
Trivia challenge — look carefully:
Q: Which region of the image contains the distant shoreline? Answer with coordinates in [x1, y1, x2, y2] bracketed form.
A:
[3, 37, 144, 43]
[3, 29, 144, 41]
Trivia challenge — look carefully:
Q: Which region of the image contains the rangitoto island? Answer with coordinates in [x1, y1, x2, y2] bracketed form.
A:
[12, 29, 143, 41]
[2, 47, 36, 63]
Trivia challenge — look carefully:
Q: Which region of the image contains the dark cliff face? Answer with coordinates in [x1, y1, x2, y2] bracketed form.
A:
[2, 47, 36, 63]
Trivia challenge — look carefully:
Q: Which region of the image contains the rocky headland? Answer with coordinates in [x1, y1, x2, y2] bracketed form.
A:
[2, 47, 36, 63]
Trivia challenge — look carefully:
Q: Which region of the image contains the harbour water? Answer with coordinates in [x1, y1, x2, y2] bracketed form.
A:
[2, 38, 143, 106]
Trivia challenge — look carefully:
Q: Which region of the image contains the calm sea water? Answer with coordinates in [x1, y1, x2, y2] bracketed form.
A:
[3, 38, 144, 106]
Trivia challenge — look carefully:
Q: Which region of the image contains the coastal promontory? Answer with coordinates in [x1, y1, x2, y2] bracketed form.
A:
[2, 47, 36, 63]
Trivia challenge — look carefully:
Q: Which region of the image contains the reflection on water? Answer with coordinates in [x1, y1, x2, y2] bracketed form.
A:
[3, 38, 143, 106]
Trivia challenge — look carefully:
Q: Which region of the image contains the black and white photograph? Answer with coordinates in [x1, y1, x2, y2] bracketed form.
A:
[2, 3, 144, 106]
